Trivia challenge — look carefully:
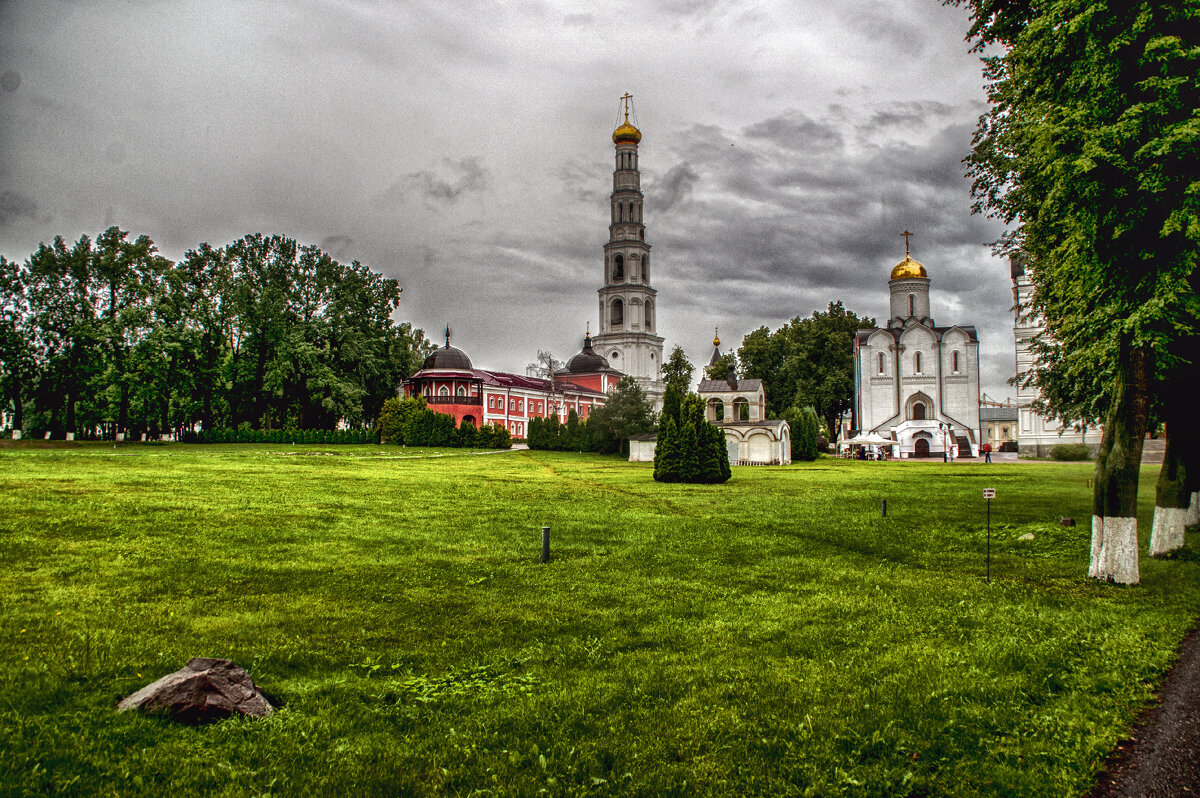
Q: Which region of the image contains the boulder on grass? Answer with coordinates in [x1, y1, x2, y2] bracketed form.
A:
[118, 657, 274, 724]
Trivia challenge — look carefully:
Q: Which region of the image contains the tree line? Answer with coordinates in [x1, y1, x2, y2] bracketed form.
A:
[0, 228, 433, 439]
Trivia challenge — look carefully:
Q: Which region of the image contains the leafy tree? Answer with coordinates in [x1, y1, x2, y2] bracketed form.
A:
[377, 396, 427, 443]
[661, 345, 694, 394]
[590, 375, 655, 454]
[705, 352, 739, 381]
[738, 301, 874, 442]
[955, 0, 1200, 583]
[0, 256, 36, 431]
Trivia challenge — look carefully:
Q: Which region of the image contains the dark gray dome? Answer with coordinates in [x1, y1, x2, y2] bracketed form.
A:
[422, 344, 473, 371]
[566, 333, 611, 373]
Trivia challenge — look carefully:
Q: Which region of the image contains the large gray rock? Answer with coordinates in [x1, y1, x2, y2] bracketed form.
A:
[118, 657, 274, 724]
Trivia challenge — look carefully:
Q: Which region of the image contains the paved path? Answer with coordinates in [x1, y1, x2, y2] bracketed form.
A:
[1087, 623, 1200, 797]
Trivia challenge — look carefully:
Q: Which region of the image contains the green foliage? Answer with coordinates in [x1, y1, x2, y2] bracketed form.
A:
[1050, 443, 1092, 462]
[654, 393, 730, 483]
[957, 0, 1200, 527]
[589, 376, 655, 454]
[738, 301, 874, 442]
[705, 351, 739, 381]
[0, 449, 1195, 795]
[661, 345, 694, 395]
[377, 396, 426, 444]
[6, 228, 434, 440]
[783, 405, 821, 462]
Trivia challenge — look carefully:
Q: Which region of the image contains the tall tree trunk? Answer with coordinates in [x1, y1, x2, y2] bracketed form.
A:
[1089, 340, 1150, 584]
[1150, 409, 1190, 557]
[8, 373, 23, 430]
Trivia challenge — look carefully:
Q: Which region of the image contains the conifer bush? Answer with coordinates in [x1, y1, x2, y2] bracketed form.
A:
[654, 393, 730, 484]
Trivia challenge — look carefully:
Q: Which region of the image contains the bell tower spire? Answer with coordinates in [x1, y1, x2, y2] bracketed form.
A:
[592, 93, 664, 406]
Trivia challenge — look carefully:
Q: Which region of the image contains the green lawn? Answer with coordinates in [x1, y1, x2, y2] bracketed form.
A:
[1, 444, 1197, 796]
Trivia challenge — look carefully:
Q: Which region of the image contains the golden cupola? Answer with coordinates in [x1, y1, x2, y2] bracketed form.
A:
[612, 92, 642, 143]
[890, 255, 927, 280]
[613, 119, 642, 144]
[890, 230, 927, 279]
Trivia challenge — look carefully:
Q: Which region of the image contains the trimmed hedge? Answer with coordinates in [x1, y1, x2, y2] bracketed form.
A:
[196, 428, 376, 444]
[1050, 443, 1092, 461]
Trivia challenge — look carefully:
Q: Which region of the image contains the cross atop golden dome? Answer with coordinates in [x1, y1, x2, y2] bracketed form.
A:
[613, 92, 642, 144]
[890, 230, 927, 279]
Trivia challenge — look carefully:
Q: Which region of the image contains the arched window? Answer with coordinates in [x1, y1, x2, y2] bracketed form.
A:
[912, 402, 926, 420]
[489, 396, 495, 409]
[914, 352, 922, 373]
[613, 255, 624, 281]
[733, 398, 750, 421]
[457, 385, 466, 396]
[645, 301, 653, 329]
[643, 255, 649, 282]
[708, 398, 725, 422]
[439, 385, 449, 397]
[952, 350, 960, 372]
[908, 295, 915, 317]
[610, 298, 624, 325]
[878, 353, 885, 374]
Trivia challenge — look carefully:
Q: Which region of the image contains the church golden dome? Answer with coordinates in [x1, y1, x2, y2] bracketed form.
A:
[890, 255, 927, 280]
[613, 121, 642, 144]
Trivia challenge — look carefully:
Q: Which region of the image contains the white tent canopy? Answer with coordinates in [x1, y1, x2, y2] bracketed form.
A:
[840, 433, 897, 447]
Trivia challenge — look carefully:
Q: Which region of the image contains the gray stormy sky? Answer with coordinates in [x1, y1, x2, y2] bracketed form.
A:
[0, 0, 1018, 400]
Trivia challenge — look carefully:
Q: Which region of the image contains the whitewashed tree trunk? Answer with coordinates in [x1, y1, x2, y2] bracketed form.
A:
[1187, 491, 1199, 527]
[1150, 506, 1187, 556]
[1089, 339, 1148, 585]
[1089, 515, 1104, 579]
[1100, 516, 1139, 584]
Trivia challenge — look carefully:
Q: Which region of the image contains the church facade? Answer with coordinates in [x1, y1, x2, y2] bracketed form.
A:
[853, 244, 981, 458]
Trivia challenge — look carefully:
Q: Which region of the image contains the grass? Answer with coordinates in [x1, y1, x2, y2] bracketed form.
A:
[1, 443, 1197, 796]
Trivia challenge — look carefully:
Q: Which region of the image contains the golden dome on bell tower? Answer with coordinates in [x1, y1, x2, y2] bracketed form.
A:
[612, 92, 642, 144]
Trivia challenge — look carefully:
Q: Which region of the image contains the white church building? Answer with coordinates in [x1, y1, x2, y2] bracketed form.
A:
[853, 240, 981, 458]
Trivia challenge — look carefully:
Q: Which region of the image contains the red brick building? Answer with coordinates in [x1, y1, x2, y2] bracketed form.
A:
[402, 331, 621, 439]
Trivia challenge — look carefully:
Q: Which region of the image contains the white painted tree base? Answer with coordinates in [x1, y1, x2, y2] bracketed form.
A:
[1090, 515, 1139, 584]
[1150, 506, 1187, 556]
[1187, 492, 1199, 527]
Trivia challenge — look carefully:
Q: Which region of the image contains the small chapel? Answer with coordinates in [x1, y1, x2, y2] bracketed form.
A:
[697, 333, 791, 465]
[852, 234, 981, 458]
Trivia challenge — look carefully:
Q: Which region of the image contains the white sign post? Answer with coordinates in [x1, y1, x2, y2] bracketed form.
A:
[983, 489, 996, 581]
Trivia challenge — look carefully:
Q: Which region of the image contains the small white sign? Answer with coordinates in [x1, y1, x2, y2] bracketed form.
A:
[983, 488, 996, 499]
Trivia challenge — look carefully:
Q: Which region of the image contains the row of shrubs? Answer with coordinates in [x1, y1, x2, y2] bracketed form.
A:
[401, 408, 512, 449]
[376, 398, 511, 449]
[527, 411, 615, 453]
[190, 428, 377, 444]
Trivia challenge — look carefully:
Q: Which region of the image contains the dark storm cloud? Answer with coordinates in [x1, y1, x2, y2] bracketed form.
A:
[657, 163, 700, 212]
[648, 100, 1001, 331]
[744, 112, 844, 153]
[863, 101, 957, 130]
[0, 191, 38, 226]
[375, 157, 491, 209]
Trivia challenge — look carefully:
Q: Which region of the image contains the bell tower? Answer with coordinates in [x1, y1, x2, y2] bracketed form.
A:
[592, 93, 665, 404]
